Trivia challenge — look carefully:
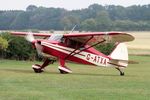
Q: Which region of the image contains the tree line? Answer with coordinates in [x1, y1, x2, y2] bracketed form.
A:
[0, 4, 150, 31]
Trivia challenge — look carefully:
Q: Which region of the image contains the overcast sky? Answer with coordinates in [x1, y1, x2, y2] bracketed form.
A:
[0, 0, 149, 10]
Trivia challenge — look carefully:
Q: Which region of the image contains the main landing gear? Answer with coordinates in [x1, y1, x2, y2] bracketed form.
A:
[58, 66, 72, 74]
[115, 67, 125, 76]
[32, 58, 72, 74]
[58, 59, 72, 74]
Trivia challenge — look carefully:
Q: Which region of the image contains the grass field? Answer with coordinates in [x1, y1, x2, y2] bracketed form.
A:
[0, 55, 150, 100]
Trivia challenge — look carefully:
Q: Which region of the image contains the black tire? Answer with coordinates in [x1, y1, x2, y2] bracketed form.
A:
[120, 72, 125, 76]
[33, 68, 44, 73]
[59, 69, 69, 74]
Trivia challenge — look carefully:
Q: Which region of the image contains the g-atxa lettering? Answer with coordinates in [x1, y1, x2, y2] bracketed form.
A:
[86, 53, 108, 65]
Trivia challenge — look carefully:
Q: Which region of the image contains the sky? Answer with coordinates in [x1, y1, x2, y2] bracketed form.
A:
[0, 0, 149, 10]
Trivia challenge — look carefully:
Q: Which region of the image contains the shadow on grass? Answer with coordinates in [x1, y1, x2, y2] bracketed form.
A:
[72, 72, 119, 77]
[49, 71, 136, 77]
[1, 68, 136, 77]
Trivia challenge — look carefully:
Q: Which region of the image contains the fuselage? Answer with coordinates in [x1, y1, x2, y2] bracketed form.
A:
[34, 38, 112, 67]
[10, 31, 133, 75]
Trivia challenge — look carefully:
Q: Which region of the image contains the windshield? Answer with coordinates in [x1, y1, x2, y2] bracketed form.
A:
[48, 34, 63, 42]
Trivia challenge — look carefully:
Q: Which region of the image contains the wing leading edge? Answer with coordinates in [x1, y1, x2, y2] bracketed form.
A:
[10, 32, 51, 37]
[63, 32, 134, 45]
[10, 31, 134, 45]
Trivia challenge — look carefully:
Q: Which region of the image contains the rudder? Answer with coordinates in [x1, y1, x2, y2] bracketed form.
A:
[109, 43, 128, 67]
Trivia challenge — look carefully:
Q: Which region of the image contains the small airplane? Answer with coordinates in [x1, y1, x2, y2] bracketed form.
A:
[10, 31, 134, 76]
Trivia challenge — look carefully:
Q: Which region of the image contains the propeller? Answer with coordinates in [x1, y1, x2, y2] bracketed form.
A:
[35, 42, 43, 56]
[25, 32, 34, 42]
[25, 32, 43, 56]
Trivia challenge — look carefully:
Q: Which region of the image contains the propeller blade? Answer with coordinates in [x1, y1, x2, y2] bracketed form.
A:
[35, 42, 43, 56]
[25, 32, 43, 56]
[25, 32, 35, 42]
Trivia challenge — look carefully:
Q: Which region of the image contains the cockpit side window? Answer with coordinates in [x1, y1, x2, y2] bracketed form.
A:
[67, 39, 84, 49]
[48, 34, 63, 42]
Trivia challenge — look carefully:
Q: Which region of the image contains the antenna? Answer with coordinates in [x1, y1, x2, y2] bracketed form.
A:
[69, 25, 77, 34]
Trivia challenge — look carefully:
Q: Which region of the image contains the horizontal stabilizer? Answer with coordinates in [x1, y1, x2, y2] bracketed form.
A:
[128, 60, 139, 64]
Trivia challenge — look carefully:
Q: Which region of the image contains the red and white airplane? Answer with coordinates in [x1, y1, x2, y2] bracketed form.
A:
[10, 31, 134, 76]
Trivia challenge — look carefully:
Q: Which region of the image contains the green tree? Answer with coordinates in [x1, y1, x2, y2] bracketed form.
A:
[26, 5, 38, 12]
[10, 12, 30, 29]
[96, 43, 115, 55]
[95, 11, 112, 31]
[81, 18, 96, 31]
[0, 11, 19, 29]
[113, 20, 138, 31]
[1, 32, 36, 60]
[0, 36, 8, 50]
[0, 34, 8, 58]
[61, 16, 80, 30]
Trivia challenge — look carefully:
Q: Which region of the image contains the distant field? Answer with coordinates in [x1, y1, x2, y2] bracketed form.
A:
[0, 55, 150, 100]
[126, 31, 150, 55]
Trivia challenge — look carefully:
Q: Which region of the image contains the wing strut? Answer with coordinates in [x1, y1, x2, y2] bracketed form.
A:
[69, 39, 106, 58]
[65, 36, 93, 59]
[65, 38, 106, 60]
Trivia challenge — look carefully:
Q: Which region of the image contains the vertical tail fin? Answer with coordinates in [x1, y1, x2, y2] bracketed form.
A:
[109, 43, 128, 67]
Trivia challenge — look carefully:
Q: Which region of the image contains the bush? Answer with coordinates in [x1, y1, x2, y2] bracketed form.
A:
[0, 32, 36, 60]
[95, 43, 115, 55]
[0, 36, 8, 50]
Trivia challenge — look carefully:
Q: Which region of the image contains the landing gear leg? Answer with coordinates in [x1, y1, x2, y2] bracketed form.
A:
[32, 58, 55, 73]
[58, 59, 72, 74]
[115, 67, 125, 76]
